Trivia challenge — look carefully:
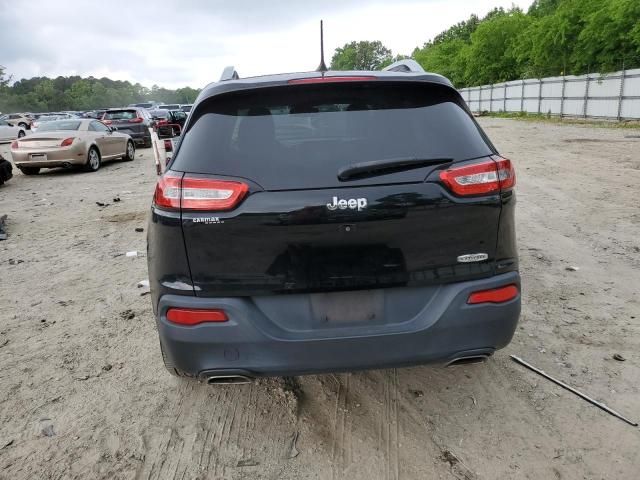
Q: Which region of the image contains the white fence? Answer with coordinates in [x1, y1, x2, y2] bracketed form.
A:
[458, 68, 640, 120]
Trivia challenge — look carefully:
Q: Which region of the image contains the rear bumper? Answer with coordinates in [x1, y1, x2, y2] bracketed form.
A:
[156, 271, 521, 378]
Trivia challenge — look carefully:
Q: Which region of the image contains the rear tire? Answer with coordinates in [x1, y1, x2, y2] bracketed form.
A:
[19, 166, 40, 175]
[123, 140, 135, 161]
[143, 135, 152, 148]
[18, 130, 25, 138]
[84, 147, 101, 172]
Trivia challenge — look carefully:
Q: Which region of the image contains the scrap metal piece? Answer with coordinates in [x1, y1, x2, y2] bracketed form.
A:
[511, 355, 637, 427]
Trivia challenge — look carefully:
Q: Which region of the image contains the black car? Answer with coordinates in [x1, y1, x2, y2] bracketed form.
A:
[147, 60, 520, 383]
[101, 108, 152, 147]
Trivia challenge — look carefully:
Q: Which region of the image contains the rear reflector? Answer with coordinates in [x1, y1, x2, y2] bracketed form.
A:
[60, 137, 74, 147]
[439, 157, 515, 196]
[288, 76, 377, 84]
[166, 308, 228, 325]
[153, 172, 249, 211]
[467, 284, 519, 304]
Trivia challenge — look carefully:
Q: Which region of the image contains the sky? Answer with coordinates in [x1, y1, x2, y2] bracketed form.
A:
[0, 0, 533, 90]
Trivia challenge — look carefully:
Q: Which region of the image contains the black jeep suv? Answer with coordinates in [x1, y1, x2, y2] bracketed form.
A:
[147, 60, 520, 383]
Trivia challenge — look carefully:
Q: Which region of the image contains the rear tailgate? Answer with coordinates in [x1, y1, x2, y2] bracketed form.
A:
[172, 81, 501, 296]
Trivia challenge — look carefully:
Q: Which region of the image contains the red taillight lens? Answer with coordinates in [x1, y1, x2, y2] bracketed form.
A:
[11, 140, 18, 149]
[163, 139, 172, 151]
[181, 178, 249, 211]
[467, 284, 519, 304]
[153, 171, 182, 210]
[102, 119, 112, 125]
[60, 137, 74, 147]
[130, 117, 144, 123]
[288, 76, 377, 84]
[439, 157, 515, 196]
[166, 308, 228, 325]
[153, 173, 249, 212]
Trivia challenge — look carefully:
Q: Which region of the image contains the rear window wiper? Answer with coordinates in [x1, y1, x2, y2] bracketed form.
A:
[338, 157, 453, 181]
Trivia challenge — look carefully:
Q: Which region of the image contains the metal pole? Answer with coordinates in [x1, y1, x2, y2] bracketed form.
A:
[511, 355, 638, 427]
[489, 83, 494, 113]
[583, 71, 591, 118]
[478, 85, 482, 113]
[503, 82, 507, 112]
[617, 64, 626, 121]
[560, 75, 566, 118]
[538, 78, 542, 114]
[520, 80, 525, 112]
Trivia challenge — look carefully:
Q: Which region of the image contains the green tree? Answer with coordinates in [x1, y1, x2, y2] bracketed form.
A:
[330, 41, 393, 70]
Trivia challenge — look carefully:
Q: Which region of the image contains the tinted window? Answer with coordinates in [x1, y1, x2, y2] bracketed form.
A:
[149, 110, 169, 119]
[172, 82, 493, 190]
[181, 105, 192, 112]
[103, 110, 138, 120]
[89, 121, 109, 132]
[158, 105, 180, 110]
[37, 120, 82, 132]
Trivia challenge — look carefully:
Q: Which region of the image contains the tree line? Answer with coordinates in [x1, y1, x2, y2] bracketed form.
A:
[0, 67, 199, 113]
[331, 0, 640, 87]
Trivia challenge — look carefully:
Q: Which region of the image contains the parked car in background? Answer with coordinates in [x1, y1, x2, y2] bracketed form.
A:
[180, 104, 193, 114]
[0, 119, 27, 142]
[101, 108, 152, 147]
[157, 104, 180, 111]
[0, 113, 33, 129]
[10, 119, 135, 175]
[149, 109, 186, 136]
[31, 114, 77, 132]
[129, 102, 156, 109]
[148, 61, 520, 382]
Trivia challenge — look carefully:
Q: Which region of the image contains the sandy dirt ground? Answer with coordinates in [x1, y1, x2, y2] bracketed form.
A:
[0, 118, 639, 480]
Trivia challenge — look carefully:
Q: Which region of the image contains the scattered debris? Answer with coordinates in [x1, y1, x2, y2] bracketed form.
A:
[0, 154, 13, 186]
[8, 259, 24, 265]
[237, 458, 260, 467]
[0, 339, 10, 348]
[137, 279, 150, 289]
[140, 291, 150, 297]
[511, 355, 638, 427]
[613, 353, 626, 362]
[125, 251, 138, 257]
[113, 196, 121, 202]
[135, 227, 144, 232]
[409, 389, 424, 398]
[0, 214, 8, 240]
[40, 423, 56, 437]
[120, 310, 135, 320]
[95, 201, 109, 207]
[102, 364, 113, 372]
[287, 431, 300, 458]
[565, 266, 580, 271]
[1, 439, 14, 450]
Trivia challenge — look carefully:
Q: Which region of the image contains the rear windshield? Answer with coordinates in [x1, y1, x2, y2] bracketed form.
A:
[103, 110, 138, 120]
[172, 82, 493, 189]
[149, 110, 169, 118]
[37, 120, 81, 132]
[159, 105, 180, 110]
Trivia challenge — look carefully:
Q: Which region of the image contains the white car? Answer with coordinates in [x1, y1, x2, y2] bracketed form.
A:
[0, 119, 26, 142]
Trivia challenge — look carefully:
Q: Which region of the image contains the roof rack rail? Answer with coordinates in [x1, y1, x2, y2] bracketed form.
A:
[382, 59, 424, 73]
[220, 66, 239, 81]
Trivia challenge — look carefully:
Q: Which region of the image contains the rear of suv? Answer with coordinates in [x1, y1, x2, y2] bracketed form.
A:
[147, 61, 520, 383]
[101, 108, 152, 147]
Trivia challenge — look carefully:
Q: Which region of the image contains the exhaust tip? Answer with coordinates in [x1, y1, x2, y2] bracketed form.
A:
[62, 162, 72, 169]
[446, 355, 489, 367]
[206, 375, 253, 385]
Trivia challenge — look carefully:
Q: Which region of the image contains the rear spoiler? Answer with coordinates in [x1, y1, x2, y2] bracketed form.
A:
[382, 59, 425, 74]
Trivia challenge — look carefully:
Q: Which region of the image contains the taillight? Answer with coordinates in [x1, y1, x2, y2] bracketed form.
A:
[288, 76, 377, 84]
[439, 157, 515, 196]
[102, 119, 112, 125]
[166, 308, 228, 325]
[60, 137, 74, 147]
[163, 139, 172, 152]
[181, 178, 249, 211]
[467, 284, 519, 304]
[11, 140, 18, 149]
[153, 173, 249, 211]
[130, 117, 144, 123]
